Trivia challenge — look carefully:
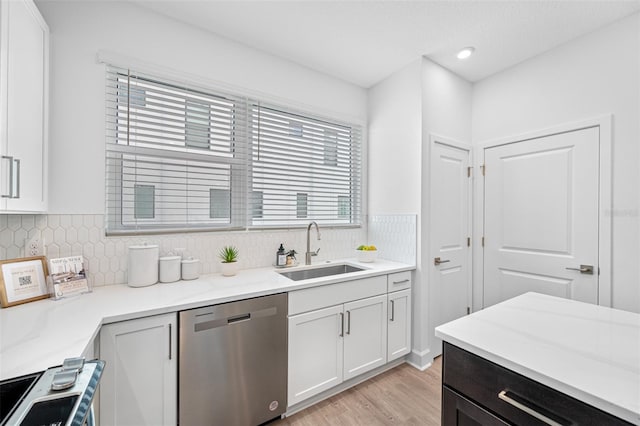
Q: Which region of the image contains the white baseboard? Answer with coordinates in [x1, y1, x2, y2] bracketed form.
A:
[406, 348, 433, 371]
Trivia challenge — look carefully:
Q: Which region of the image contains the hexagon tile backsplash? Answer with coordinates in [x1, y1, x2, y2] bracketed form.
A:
[0, 214, 371, 287]
[0, 214, 416, 287]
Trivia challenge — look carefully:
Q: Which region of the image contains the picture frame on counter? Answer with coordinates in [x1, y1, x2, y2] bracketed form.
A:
[0, 256, 50, 308]
[48, 255, 91, 300]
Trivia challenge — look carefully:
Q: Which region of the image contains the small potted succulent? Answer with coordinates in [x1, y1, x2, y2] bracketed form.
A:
[219, 245, 239, 276]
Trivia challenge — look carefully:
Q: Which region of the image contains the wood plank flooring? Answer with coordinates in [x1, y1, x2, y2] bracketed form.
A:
[273, 357, 442, 426]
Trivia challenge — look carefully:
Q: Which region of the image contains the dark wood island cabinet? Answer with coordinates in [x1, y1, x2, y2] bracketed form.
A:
[442, 342, 633, 426]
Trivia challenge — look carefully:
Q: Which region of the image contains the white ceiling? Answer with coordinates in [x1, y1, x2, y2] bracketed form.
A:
[135, 0, 640, 88]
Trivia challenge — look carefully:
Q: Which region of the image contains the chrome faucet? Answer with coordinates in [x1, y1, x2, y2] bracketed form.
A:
[305, 221, 321, 265]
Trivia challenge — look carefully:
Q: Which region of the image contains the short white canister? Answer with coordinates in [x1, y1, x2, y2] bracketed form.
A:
[127, 244, 159, 287]
[159, 256, 182, 283]
[181, 257, 200, 280]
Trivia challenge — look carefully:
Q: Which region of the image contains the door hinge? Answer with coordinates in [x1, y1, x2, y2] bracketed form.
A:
[466, 307, 471, 315]
[467, 237, 471, 247]
[481, 237, 485, 247]
[481, 164, 485, 176]
[467, 166, 472, 178]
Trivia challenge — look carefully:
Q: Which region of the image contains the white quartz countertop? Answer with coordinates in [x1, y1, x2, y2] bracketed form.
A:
[0, 258, 413, 381]
[435, 292, 640, 424]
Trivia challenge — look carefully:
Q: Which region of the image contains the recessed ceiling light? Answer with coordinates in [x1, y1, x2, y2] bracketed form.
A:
[457, 47, 475, 60]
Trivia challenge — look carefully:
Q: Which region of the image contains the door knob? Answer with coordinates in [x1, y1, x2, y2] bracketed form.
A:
[565, 264, 594, 275]
[434, 257, 450, 266]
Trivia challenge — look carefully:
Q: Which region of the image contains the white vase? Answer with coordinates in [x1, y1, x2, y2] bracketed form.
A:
[221, 261, 238, 277]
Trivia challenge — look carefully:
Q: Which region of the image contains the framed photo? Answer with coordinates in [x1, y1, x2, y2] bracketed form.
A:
[0, 256, 49, 308]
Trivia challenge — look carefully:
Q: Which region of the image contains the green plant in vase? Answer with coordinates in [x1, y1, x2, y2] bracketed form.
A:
[219, 246, 239, 276]
[218, 246, 239, 263]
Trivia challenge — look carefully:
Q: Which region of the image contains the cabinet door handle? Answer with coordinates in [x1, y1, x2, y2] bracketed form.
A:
[498, 390, 565, 426]
[2, 156, 13, 198]
[339, 312, 344, 337]
[390, 300, 395, 322]
[14, 158, 20, 199]
[168, 323, 172, 360]
[346, 310, 351, 335]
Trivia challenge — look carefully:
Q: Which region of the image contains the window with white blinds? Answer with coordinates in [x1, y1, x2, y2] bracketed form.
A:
[249, 105, 361, 227]
[105, 65, 361, 234]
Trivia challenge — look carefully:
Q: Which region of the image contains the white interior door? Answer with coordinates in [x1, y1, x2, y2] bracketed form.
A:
[430, 139, 471, 338]
[483, 126, 599, 307]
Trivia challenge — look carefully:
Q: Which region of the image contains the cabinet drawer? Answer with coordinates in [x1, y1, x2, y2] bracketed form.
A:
[442, 387, 509, 426]
[443, 343, 633, 426]
[289, 275, 387, 315]
[387, 271, 411, 292]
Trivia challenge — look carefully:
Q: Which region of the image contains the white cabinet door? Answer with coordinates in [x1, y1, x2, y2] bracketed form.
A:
[288, 304, 344, 406]
[0, 0, 48, 212]
[343, 294, 387, 380]
[100, 313, 177, 426]
[387, 289, 411, 361]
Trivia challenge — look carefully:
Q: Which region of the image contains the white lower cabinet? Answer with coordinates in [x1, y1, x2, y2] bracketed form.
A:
[288, 273, 411, 407]
[288, 305, 344, 405]
[343, 295, 387, 380]
[387, 289, 412, 361]
[99, 313, 177, 426]
[288, 295, 387, 406]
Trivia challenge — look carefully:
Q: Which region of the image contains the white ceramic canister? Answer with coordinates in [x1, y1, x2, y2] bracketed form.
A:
[127, 244, 159, 287]
[159, 256, 182, 283]
[181, 257, 200, 280]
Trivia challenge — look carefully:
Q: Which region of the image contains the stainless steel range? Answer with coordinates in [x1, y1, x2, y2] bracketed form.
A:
[0, 358, 104, 426]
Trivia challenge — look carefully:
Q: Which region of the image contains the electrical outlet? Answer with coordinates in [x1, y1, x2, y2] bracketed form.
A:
[25, 234, 44, 257]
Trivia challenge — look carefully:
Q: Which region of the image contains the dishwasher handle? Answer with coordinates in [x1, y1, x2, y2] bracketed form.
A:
[194, 306, 276, 332]
[227, 313, 251, 324]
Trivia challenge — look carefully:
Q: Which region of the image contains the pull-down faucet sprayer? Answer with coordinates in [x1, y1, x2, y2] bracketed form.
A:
[305, 221, 321, 265]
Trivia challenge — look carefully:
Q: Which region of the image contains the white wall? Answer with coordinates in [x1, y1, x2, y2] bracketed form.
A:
[472, 13, 640, 313]
[367, 59, 424, 365]
[367, 59, 422, 215]
[367, 58, 471, 368]
[36, 0, 367, 214]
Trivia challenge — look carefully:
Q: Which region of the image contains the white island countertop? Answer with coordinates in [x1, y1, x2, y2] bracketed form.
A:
[435, 292, 640, 424]
[0, 258, 413, 381]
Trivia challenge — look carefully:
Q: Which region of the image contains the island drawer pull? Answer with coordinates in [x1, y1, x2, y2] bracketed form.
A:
[392, 279, 410, 285]
[498, 390, 567, 426]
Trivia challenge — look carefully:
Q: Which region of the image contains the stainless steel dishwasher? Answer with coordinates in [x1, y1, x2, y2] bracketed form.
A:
[179, 293, 287, 426]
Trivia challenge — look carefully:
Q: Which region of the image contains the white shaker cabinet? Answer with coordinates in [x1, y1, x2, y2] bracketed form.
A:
[288, 305, 344, 406]
[387, 289, 411, 361]
[99, 313, 177, 426]
[288, 293, 388, 406]
[343, 294, 387, 380]
[0, 0, 48, 212]
[288, 275, 398, 407]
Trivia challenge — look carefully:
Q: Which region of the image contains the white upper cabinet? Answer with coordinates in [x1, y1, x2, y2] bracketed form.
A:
[0, 0, 48, 213]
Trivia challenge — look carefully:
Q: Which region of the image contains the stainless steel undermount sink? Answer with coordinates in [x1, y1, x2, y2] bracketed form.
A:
[278, 264, 365, 281]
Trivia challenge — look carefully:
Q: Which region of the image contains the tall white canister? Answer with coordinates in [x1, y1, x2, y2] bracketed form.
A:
[128, 244, 159, 287]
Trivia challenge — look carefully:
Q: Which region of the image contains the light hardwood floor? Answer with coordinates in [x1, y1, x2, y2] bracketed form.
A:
[273, 357, 442, 426]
